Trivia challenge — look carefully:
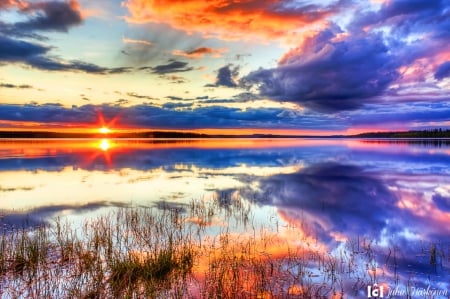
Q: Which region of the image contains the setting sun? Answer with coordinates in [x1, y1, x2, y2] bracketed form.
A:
[99, 127, 111, 134]
[99, 139, 110, 151]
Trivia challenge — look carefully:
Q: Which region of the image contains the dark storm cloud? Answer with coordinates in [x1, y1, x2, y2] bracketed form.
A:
[242, 28, 400, 112]
[150, 60, 193, 74]
[435, 61, 450, 80]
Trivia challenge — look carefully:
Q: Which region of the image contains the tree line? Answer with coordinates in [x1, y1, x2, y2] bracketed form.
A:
[355, 128, 450, 138]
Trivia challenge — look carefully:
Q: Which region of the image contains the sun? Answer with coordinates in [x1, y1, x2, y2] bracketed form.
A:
[99, 126, 111, 134]
[99, 139, 110, 151]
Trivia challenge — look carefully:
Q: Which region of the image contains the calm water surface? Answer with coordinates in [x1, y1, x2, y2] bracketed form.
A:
[0, 138, 449, 296]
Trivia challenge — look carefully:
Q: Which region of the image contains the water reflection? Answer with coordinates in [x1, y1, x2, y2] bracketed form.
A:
[0, 138, 449, 294]
[247, 160, 450, 284]
[99, 138, 111, 151]
[362, 138, 450, 147]
[247, 162, 398, 240]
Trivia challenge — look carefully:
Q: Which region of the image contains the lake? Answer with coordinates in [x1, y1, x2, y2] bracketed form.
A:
[0, 138, 449, 297]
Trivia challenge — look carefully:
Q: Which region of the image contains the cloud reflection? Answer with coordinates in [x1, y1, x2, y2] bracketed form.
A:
[0, 139, 449, 290]
[243, 160, 450, 286]
[0, 201, 128, 229]
[248, 163, 398, 241]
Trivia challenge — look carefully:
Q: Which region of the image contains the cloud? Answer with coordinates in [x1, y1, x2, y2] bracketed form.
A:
[242, 28, 399, 112]
[352, 0, 449, 39]
[206, 65, 240, 88]
[0, 0, 26, 9]
[0, 35, 49, 60]
[126, 92, 158, 101]
[216, 65, 239, 87]
[28, 56, 133, 74]
[2, 99, 450, 133]
[240, 1, 450, 113]
[0, 82, 33, 89]
[172, 47, 227, 59]
[150, 60, 193, 74]
[122, 37, 153, 46]
[0, 1, 137, 75]
[0, 102, 345, 131]
[0, 0, 10, 9]
[123, 0, 341, 42]
[162, 102, 193, 109]
[114, 98, 129, 106]
[351, 1, 450, 81]
[435, 61, 450, 80]
[14, 0, 83, 32]
[346, 101, 450, 127]
[0, 0, 84, 39]
[158, 75, 187, 84]
[0, 35, 132, 74]
[198, 99, 236, 105]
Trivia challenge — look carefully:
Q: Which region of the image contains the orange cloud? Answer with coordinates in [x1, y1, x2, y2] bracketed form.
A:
[0, 0, 27, 9]
[122, 37, 153, 46]
[172, 47, 227, 59]
[123, 0, 338, 42]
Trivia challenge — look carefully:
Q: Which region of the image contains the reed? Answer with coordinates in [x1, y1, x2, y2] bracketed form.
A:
[0, 196, 447, 298]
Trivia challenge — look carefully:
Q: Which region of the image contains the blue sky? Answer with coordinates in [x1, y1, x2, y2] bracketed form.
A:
[1, 0, 449, 134]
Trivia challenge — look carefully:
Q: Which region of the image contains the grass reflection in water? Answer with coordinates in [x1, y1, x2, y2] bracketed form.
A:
[0, 195, 446, 298]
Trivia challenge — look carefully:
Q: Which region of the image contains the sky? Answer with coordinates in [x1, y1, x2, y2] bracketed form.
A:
[0, 0, 449, 135]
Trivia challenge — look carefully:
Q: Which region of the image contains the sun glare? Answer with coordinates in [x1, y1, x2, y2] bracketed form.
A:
[99, 139, 110, 151]
[99, 127, 111, 134]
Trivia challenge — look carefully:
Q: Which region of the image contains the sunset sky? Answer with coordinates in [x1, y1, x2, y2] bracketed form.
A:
[1, 0, 449, 135]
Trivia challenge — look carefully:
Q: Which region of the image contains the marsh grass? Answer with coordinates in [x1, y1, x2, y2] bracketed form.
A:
[0, 196, 448, 298]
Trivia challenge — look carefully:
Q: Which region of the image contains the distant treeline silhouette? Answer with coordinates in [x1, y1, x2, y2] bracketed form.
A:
[0, 131, 209, 139]
[1, 128, 450, 139]
[355, 128, 450, 138]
